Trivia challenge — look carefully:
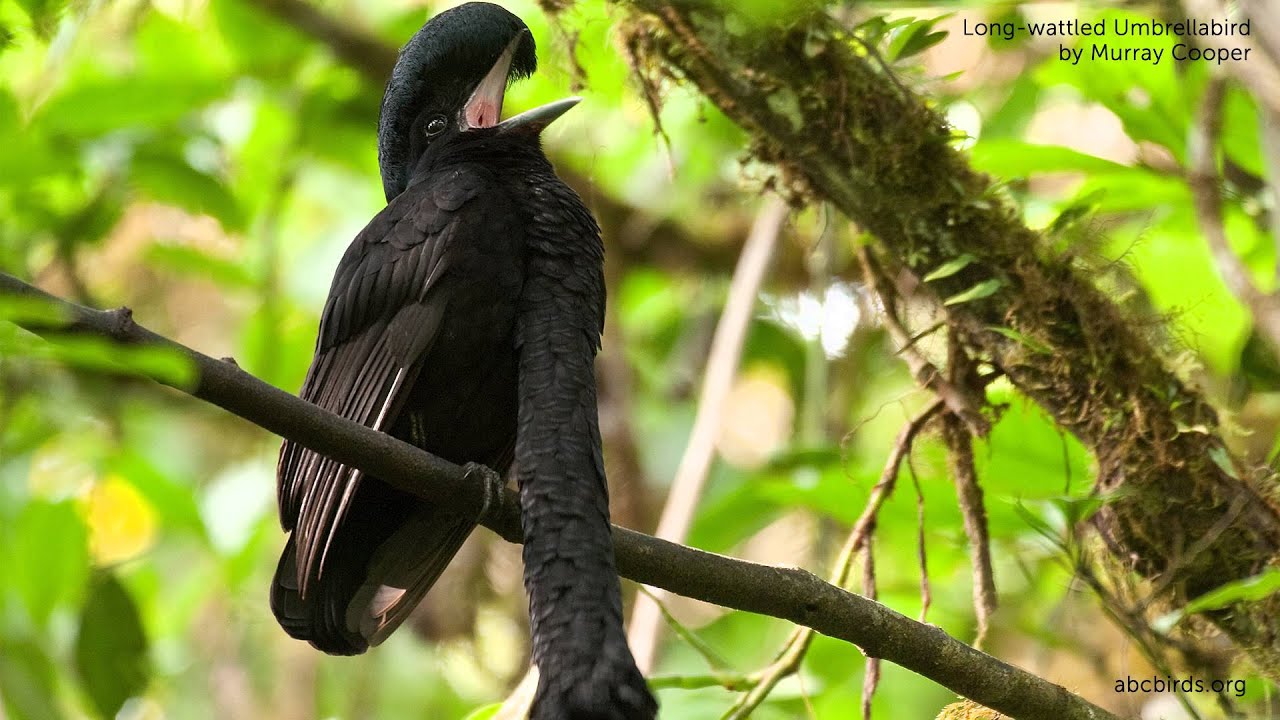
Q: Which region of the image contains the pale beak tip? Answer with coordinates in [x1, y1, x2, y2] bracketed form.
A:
[496, 96, 583, 134]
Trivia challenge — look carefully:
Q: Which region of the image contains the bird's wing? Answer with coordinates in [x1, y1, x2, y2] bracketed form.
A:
[276, 167, 489, 598]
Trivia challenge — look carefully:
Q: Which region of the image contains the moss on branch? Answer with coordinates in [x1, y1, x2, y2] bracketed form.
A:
[616, 0, 1280, 677]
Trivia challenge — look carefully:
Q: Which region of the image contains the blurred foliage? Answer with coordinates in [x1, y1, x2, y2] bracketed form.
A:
[0, 0, 1277, 718]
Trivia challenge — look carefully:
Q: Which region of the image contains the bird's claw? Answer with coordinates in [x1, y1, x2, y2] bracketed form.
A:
[462, 462, 503, 524]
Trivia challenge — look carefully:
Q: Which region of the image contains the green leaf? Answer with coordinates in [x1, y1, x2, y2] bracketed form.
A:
[1012, 501, 1066, 553]
[890, 17, 950, 61]
[132, 154, 245, 231]
[38, 75, 224, 136]
[1238, 330, 1280, 392]
[209, 0, 310, 73]
[144, 243, 257, 289]
[111, 448, 207, 538]
[1048, 495, 1103, 527]
[8, 500, 89, 627]
[987, 326, 1051, 355]
[14, 0, 65, 38]
[943, 279, 1004, 306]
[0, 22, 16, 53]
[1208, 446, 1240, 480]
[761, 446, 843, 472]
[0, 333, 196, 388]
[75, 571, 150, 720]
[969, 140, 1128, 178]
[1154, 569, 1280, 634]
[1184, 569, 1280, 613]
[0, 294, 68, 325]
[461, 703, 502, 720]
[640, 586, 730, 670]
[0, 639, 64, 720]
[1032, 10, 1193, 158]
[1047, 190, 1105, 237]
[922, 253, 976, 282]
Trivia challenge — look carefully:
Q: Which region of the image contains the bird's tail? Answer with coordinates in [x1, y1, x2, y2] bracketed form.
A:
[270, 480, 474, 655]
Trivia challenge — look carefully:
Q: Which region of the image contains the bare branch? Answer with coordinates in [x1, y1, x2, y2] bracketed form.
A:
[908, 452, 932, 622]
[942, 412, 997, 649]
[860, 538, 880, 720]
[0, 272, 1121, 720]
[254, 0, 397, 80]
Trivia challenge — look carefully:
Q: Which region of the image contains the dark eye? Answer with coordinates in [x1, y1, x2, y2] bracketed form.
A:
[425, 116, 447, 136]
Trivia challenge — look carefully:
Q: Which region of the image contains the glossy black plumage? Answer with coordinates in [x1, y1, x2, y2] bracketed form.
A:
[271, 3, 655, 717]
[273, 164, 522, 652]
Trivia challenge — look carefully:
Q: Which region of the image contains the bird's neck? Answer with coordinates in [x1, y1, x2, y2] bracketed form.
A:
[408, 136, 553, 188]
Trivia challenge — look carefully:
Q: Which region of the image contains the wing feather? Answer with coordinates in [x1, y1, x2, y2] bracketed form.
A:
[276, 174, 480, 598]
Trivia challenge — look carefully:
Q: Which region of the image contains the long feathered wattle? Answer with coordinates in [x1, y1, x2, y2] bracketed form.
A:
[514, 178, 657, 719]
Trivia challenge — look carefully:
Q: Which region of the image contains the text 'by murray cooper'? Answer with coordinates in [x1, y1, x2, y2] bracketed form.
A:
[962, 17, 1253, 66]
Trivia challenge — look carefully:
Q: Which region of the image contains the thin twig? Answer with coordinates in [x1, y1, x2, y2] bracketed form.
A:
[720, 625, 813, 720]
[647, 673, 756, 691]
[1070, 558, 1206, 720]
[1139, 491, 1251, 615]
[859, 247, 989, 437]
[908, 452, 932, 622]
[722, 400, 944, 719]
[640, 585, 732, 670]
[942, 412, 997, 650]
[620, 29, 675, 164]
[1188, 75, 1280, 355]
[1185, 0, 1280, 117]
[947, 329, 998, 649]
[861, 538, 880, 720]
[627, 196, 788, 673]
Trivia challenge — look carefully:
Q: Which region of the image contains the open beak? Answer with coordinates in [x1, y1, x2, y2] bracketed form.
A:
[494, 96, 580, 134]
[462, 32, 579, 135]
[462, 33, 522, 129]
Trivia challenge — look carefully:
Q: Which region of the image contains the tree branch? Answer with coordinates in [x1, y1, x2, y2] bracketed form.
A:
[254, 0, 398, 82]
[617, 0, 1280, 678]
[1187, 75, 1280, 354]
[2, 272, 1119, 720]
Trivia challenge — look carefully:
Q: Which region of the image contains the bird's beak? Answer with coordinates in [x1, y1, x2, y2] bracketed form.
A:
[462, 33, 523, 130]
[462, 32, 580, 135]
[494, 96, 581, 135]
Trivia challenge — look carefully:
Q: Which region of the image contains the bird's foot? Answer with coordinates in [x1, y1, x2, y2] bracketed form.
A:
[462, 462, 505, 525]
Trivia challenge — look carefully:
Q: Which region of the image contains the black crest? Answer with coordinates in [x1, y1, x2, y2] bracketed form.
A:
[378, 2, 538, 200]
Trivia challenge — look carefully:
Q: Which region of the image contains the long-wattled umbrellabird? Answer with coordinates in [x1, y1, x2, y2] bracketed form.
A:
[270, 2, 657, 718]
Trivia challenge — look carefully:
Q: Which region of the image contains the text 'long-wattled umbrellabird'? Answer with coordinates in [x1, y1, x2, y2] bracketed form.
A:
[270, 2, 656, 718]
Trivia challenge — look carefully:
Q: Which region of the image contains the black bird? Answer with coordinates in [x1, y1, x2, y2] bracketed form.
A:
[270, 3, 656, 718]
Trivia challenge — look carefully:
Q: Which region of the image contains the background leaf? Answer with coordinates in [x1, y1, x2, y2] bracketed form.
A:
[74, 571, 150, 720]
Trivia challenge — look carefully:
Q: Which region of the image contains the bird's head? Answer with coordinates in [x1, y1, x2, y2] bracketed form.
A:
[378, 2, 579, 201]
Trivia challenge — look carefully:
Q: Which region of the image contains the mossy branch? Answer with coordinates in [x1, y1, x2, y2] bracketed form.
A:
[614, 0, 1280, 678]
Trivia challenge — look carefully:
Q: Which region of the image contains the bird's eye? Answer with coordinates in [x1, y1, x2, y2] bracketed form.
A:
[425, 116, 448, 137]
